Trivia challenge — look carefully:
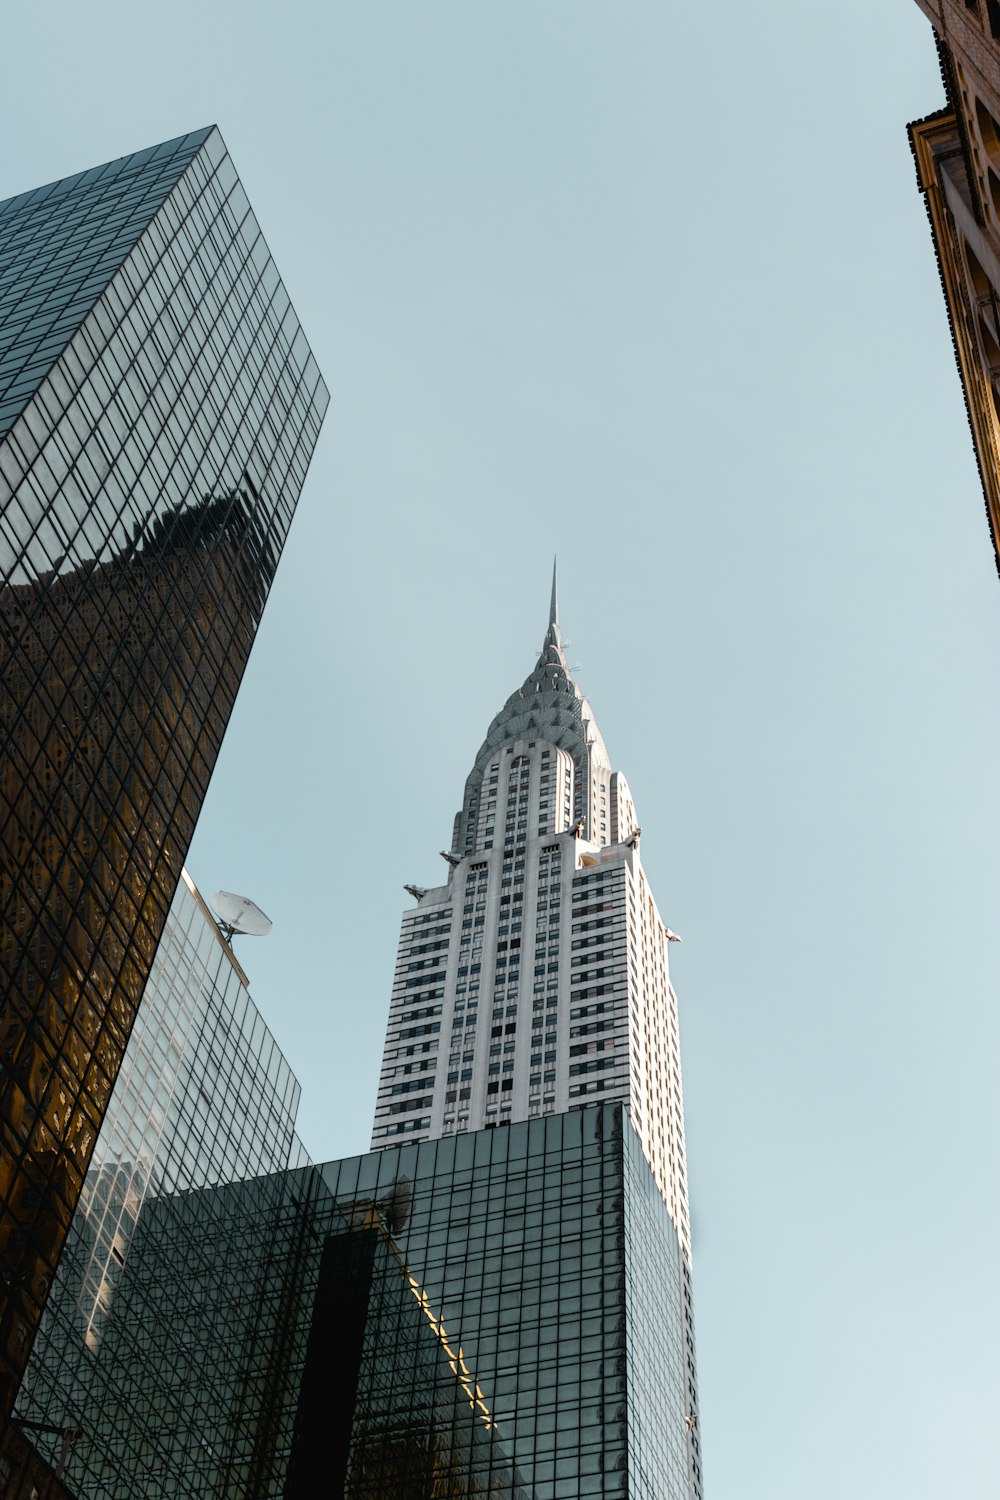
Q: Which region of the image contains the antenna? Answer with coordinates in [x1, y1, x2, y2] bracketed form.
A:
[211, 891, 273, 943]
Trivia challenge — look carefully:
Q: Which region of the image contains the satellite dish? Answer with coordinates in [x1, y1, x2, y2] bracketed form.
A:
[211, 891, 273, 942]
[378, 1177, 413, 1235]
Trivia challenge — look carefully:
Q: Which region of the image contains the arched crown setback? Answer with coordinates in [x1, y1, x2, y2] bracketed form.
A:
[452, 561, 614, 853]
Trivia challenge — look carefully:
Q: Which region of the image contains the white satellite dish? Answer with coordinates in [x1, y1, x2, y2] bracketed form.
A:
[211, 891, 273, 942]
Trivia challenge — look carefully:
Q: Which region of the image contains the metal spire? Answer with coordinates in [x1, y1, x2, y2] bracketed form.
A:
[549, 556, 558, 630]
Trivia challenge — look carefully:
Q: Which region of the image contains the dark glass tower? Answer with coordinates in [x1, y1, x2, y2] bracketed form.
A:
[18, 1106, 697, 1499]
[0, 128, 328, 1415]
[291, 1110, 698, 1500]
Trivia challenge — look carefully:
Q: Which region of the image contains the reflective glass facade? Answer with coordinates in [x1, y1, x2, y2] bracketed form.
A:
[12, 1106, 700, 1499]
[287, 1221, 530, 1498]
[307, 1108, 700, 1499]
[12, 869, 309, 1493]
[0, 128, 328, 1411]
[0, 132, 210, 441]
[0, 1419, 75, 1499]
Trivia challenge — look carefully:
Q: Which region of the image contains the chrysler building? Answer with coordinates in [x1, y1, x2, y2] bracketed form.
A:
[12, 560, 705, 1496]
[373, 567, 693, 1254]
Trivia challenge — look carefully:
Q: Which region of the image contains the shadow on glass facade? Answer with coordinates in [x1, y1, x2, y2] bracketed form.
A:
[15, 1105, 698, 1499]
[0, 129, 328, 1415]
[287, 1219, 530, 1498]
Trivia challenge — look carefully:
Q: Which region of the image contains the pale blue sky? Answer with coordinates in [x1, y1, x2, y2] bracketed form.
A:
[5, 2, 999, 1495]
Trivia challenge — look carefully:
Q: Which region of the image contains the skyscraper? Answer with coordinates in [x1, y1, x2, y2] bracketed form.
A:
[373, 571, 690, 1227]
[11, 869, 310, 1495]
[0, 128, 328, 1415]
[21, 1109, 702, 1498]
[371, 569, 702, 1489]
[907, 4, 1000, 571]
[12, 580, 704, 1499]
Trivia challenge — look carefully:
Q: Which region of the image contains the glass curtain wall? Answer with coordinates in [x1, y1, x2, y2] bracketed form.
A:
[17, 1106, 697, 1500]
[0, 128, 328, 1408]
[14, 870, 310, 1495]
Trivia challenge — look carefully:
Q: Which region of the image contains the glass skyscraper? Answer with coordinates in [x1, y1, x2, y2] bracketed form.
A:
[17, 1107, 695, 1500]
[12, 579, 705, 1499]
[10, 868, 309, 1495]
[0, 128, 328, 1412]
[297, 1108, 697, 1500]
[42, 871, 306, 1357]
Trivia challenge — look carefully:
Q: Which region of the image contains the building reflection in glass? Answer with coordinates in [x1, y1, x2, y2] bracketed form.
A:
[288, 1197, 530, 1499]
[0, 126, 328, 1414]
[13, 867, 311, 1496]
[18, 1106, 694, 1499]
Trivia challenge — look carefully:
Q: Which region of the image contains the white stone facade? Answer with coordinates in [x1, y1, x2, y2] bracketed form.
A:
[371, 581, 691, 1250]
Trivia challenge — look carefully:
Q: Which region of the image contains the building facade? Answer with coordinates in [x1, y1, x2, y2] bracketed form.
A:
[9, 869, 310, 1494]
[11, 583, 705, 1499]
[16, 1107, 699, 1500]
[908, 3, 1000, 570]
[371, 575, 702, 1494]
[373, 579, 692, 1241]
[295, 1107, 700, 1500]
[0, 129, 328, 1411]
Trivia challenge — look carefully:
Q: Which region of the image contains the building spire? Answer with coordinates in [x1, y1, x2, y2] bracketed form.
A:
[543, 556, 563, 655]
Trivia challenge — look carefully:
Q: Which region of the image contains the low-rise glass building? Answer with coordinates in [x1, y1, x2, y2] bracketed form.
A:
[17, 1105, 695, 1499]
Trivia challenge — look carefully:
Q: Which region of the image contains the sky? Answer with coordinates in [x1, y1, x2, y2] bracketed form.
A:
[5, 2, 1000, 1495]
